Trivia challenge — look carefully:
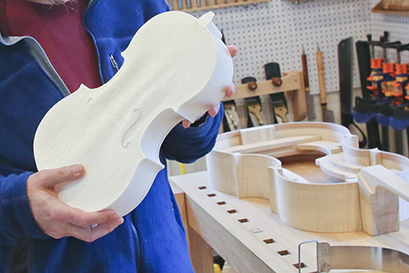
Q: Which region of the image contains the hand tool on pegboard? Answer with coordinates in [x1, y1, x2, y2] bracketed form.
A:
[301, 45, 316, 121]
[354, 35, 381, 148]
[222, 101, 242, 131]
[316, 43, 334, 122]
[242, 76, 264, 126]
[338, 37, 367, 148]
[264, 62, 289, 123]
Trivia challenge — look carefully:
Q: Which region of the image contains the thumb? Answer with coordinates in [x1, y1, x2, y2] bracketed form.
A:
[37, 164, 85, 190]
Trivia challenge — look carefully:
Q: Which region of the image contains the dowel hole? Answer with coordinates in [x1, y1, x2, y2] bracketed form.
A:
[207, 193, 216, 197]
[293, 262, 307, 269]
[198, 186, 207, 190]
[277, 250, 290, 256]
[227, 209, 237, 214]
[263, 238, 275, 244]
[217, 201, 227, 205]
[238, 218, 249, 223]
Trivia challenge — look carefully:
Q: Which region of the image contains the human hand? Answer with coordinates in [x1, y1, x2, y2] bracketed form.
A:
[182, 45, 238, 128]
[27, 164, 124, 242]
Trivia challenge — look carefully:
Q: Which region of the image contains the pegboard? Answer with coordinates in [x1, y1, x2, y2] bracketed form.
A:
[188, 0, 371, 95]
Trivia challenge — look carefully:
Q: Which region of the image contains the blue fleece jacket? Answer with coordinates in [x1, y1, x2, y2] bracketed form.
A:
[0, 0, 223, 272]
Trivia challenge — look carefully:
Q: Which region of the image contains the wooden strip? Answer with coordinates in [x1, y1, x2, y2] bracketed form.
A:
[222, 135, 321, 154]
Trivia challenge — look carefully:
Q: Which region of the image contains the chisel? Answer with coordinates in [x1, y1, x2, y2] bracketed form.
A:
[301, 45, 316, 121]
[316, 43, 334, 122]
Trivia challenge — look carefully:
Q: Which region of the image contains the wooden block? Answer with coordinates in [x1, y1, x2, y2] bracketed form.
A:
[33, 11, 233, 216]
[358, 165, 409, 235]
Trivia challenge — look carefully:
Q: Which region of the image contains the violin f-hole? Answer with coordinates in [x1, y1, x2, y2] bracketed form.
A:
[121, 109, 142, 149]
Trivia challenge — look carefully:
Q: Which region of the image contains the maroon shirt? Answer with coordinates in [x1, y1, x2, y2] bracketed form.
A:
[0, 0, 101, 92]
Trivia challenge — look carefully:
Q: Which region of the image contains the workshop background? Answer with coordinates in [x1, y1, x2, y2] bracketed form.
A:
[168, 0, 409, 176]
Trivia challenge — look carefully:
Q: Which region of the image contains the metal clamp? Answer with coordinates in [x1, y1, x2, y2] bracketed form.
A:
[298, 240, 409, 272]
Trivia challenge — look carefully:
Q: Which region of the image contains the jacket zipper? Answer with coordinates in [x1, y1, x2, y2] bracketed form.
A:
[82, 0, 108, 85]
[130, 218, 143, 271]
[24, 37, 71, 97]
[109, 55, 120, 72]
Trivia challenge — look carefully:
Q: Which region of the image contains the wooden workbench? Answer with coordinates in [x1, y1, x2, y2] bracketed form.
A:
[170, 167, 409, 273]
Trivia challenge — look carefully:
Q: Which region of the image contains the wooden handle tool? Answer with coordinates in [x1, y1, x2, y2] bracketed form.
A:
[301, 45, 310, 93]
[316, 43, 334, 122]
[317, 43, 326, 106]
[302, 45, 316, 121]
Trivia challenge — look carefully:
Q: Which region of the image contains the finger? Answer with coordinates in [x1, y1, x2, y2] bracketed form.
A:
[34, 165, 85, 189]
[67, 216, 124, 242]
[182, 119, 191, 128]
[227, 45, 238, 57]
[208, 104, 220, 117]
[225, 84, 235, 97]
[66, 208, 121, 228]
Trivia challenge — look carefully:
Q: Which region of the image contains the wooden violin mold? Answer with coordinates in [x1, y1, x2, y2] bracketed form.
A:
[34, 11, 233, 216]
[206, 122, 409, 235]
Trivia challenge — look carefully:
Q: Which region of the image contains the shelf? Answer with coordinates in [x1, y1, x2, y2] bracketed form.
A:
[372, 0, 409, 16]
[166, 0, 271, 12]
